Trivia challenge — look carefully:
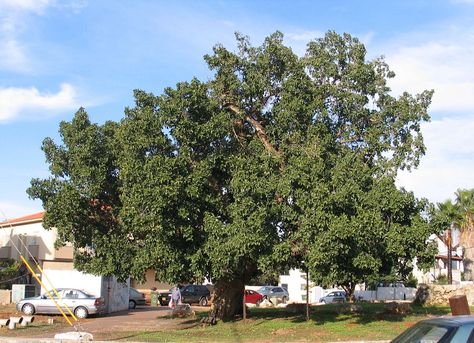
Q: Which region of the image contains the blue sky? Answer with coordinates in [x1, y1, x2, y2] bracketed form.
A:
[1, 0, 474, 219]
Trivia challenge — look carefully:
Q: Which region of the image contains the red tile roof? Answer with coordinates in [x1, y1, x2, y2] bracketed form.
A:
[0, 211, 45, 226]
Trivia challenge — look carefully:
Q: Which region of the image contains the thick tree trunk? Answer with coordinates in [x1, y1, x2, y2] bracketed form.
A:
[461, 230, 474, 280]
[342, 284, 355, 301]
[207, 278, 244, 322]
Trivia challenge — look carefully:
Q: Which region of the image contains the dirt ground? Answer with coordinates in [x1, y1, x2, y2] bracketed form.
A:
[0, 305, 207, 340]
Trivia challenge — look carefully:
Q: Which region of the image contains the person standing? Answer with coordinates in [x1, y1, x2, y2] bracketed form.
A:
[169, 285, 182, 308]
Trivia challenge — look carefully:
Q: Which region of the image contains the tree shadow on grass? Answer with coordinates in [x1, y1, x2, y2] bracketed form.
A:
[245, 303, 453, 326]
[163, 303, 452, 333]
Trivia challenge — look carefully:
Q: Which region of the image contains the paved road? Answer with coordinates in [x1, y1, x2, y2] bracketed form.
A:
[1, 305, 204, 340]
[77, 306, 172, 333]
[74, 305, 193, 341]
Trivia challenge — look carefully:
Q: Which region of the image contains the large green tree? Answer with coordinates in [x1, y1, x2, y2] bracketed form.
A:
[29, 31, 435, 320]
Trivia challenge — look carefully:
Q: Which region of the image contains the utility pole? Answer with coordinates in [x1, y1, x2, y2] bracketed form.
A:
[447, 229, 453, 285]
[306, 268, 309, 321]
[243, 289, 246, 320]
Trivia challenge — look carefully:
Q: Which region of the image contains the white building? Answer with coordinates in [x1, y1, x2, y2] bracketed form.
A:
[279, 269, 326, 303]
[0, 212, 128, 313]
[412, 233, 464, 284]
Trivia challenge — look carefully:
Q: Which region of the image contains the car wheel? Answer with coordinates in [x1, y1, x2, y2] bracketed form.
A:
[22, 303, 35, 315]
[74, 306, 89, 319]
[282, 296, 288, 303]
[129, 300, 136, 309]
[199, 297, 208, 306]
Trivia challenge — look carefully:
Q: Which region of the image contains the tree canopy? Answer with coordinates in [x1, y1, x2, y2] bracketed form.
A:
[29, 31, 435, 319]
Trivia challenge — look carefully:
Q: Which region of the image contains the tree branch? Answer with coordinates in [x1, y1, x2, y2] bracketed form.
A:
[226, 104, 281, 157]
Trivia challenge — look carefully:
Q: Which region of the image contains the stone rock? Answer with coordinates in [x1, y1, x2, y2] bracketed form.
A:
[259, 299, 274, 308]
[416, 284, 474, 306]
[384, 302, 412, 315]
[170, 304, 195, 318]
[336, 303, 363, 314]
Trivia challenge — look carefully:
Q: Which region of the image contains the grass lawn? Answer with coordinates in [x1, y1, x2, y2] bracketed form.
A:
[106, 303, 454, 342]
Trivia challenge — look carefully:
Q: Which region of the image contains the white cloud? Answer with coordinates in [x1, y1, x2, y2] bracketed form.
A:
[0, 7, 32, 72]
[284, 30, 324, 56]
[284, 30, 374, 57]
[0, 0, 51, 13]
[383, 26, 474, 112]
[0, 37, 31, 72]
[397, 115, 474, 203]
[286, 30, 324, 42]
[0, 84, 80, 122]
[0, 0, 87, 73]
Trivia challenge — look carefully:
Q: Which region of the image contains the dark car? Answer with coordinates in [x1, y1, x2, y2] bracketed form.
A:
[128, 287, 146, 309]
[181, 285, 211, 306]
[158, 289, 172, 306]
[159, 285, 211, 306]
[392, 316, 474, 343]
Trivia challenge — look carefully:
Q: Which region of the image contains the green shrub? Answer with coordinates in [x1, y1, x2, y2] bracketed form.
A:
[435, 275, 448, 285]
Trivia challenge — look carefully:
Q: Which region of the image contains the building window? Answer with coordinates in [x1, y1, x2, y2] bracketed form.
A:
[452, 260, 459, 270]
[281, 284, 288, 291]
[301, 284, 306, 291]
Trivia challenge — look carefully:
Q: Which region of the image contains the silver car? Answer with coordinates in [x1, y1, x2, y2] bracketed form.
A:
[16, 288, 106, 319]
[256, 286, 289, 303]
[392, 316, 474, 343]
[319, 291, 346, 304]
[129, 287, 146, 309]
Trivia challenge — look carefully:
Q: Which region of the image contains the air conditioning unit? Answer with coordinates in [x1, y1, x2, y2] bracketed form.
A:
[12, 284, 36, 303]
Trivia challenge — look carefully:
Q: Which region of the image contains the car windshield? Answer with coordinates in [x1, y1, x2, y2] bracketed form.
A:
[258, 287, 271, 292]
[392, 323, 455, 343]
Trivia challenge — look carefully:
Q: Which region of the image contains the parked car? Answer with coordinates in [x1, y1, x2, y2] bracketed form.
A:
[244, 290, 264, 305]
[16, 288, 106, 319]
[256, 286, 289, 303]
[319, 291, 346, 304]
[159, 285, 211, 306]
[392, 316, 474, 343]
[128, 287, 146, 309]
[158, 289, 172, 306]
[181, 285, 211, 306]
[377, 281, 405, 287]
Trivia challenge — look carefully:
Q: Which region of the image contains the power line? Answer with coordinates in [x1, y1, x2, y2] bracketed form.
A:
[0, 272, 30, 284]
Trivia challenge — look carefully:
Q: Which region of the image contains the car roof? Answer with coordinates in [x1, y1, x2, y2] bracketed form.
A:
[420, 316, 474, 326]
[55, 288, 84, 292]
